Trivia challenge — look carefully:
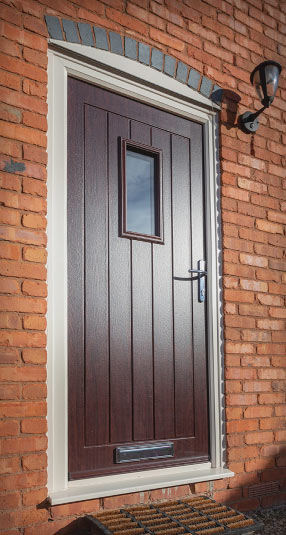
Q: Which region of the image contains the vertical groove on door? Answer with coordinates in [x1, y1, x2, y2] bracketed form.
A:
[172, 134, 194, 439]
[190, 122, 209, 447]
[152, 128, 175, 440]
[109, 112, 132, 444]
[130, 121, 154, 441]
[85, 106, 109, 446]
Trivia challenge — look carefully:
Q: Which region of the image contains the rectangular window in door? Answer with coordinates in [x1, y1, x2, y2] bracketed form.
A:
[121, 138, 163, 243]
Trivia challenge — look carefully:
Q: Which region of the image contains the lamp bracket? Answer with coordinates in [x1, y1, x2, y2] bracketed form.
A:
[238, 106, 266, 134]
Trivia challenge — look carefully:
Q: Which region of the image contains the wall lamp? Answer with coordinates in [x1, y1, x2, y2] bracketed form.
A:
[238, 60, 282, 134]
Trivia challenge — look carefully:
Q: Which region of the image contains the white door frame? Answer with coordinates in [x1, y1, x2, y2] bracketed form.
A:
[47, 42, 233, 505]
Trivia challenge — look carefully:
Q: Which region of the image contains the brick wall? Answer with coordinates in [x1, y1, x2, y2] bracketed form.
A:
[0, 0, 285, 532]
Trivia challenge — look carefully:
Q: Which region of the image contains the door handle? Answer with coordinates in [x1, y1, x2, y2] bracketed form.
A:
[188, 260, 207, 302]
[188, 269, 207, 276]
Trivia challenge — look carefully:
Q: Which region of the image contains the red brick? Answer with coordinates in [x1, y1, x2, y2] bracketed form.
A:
[257, 294, 283, 306]
[238, 201, 266, 219]
[0, 330, 46, 348]
[227, 445, 259, 461]
[261, 417, 286, 430]
[223, 263, 255, 279]
[23, 315, 46, 331]
[0, 508, 49, 529]
[0, 492, 21, 510]
[240, 279, 268, 292]
[0, 86, 47, 116]
[244, 406, 273, 419]
[0, 103, 21, 124]
[22, 383, 47, 400]
[254, 243, 283, 259]
[22, 487, 47, 506]
[0, 260, 46, 281]
[222, 211, 254, 228]
[225, 367, 257, 380]
[242, 330, 271, 342]
[259, 393, 285, 405]
[0, 190, 46, 213]
[240, 254, 267, 268]
[22, 247, 47, 263]
[245, 457, 275, 472]
[0, 242, 21, 261]
[239, 303, 267, 317]
[168, 23, 202, 49]
[256, 219, 284, 234]
[0, 347, 19, 363]
[0, 435, 47, 455]
[225, 342, 255, 354]
[245, 430, 273, 444]
[223, 236, 253, 253]
[0, 120, 46, 147]
[0, 312, 21, 330]
[0, 366, 46, 382]
[226, 407, 243, 420]
[276, 405, 286, 416]
[0, 401, 46, 419]
[258, 369, 286, 380]
[0, 173, 21, 193]
[257, 319, 285, 331]
[0, 138, 22, 159]
[0, 69, 21, 91]
[0, 207, 21, 226]
[23, 145, 47, 165]
[22, 109, 47, 130]
[0, 295, 46, 313]
[226, 393, 257, 406]
[0, 52, 46, 84]
[106, 7, 149, 35]
[51, 498, 101, 519]
[24, 518, 79, 535]
[0, 456, 20, 478]
[126, 3, 165, 30]
[241, 356, 271, 367]
[0, 383, 21, 400]
[226, 419, 258, 433]
[224, 289, 254, 303]
[0, 420, 19, 437]
[222, 185, 250, 202]
[262, 467, 286, 482]
[22, 348, 46, 364]
[22, 281, 47, 297]
[21, 417, 47, 434]
[22, 452, 47, 471]
[259, 344, 286, 355]
[22, 213, 46, 230]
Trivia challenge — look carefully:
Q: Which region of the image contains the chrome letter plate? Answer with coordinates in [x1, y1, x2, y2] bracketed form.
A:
[115, 442, 174, 463]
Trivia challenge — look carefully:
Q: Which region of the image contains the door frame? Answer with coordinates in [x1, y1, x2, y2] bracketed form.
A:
[47, 43, 233, 505]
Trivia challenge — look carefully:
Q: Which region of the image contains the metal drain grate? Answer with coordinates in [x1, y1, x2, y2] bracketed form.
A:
[85, 496, 264, 535]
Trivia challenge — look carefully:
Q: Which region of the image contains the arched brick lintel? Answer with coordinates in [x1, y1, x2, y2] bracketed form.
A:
[44, 15, 223, 105]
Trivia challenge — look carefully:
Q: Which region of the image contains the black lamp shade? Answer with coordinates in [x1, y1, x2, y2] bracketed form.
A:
[250, 61, 282, 108]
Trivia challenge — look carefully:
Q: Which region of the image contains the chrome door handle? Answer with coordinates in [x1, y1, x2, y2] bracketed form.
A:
[189, 260, 207, 302]
[188, 269, 207, 276]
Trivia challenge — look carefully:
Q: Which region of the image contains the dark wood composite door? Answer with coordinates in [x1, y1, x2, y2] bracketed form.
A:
[67, 77, 209, 480]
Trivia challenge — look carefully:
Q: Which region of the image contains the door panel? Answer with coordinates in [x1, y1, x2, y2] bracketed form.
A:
[68, 77, 209, 480]
[130, 121, 154, 442]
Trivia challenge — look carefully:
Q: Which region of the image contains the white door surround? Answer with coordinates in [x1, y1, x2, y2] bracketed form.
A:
[47, 42, 233, 505]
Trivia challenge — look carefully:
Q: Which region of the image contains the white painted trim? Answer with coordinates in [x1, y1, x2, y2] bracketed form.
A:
[50, 466, 232, 505]
[47, 45, 232, 505]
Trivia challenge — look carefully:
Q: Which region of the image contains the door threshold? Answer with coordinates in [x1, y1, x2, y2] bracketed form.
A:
[49, 465, 234, 505]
